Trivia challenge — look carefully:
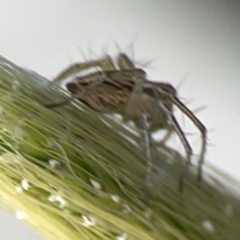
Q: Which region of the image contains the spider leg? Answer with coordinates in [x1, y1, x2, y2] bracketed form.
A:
[117, 53, 136, 70]
[138, 113, 152, 207]
[117, 53, 146, 112]
[118, 54, 146, 118]
[170, 115, 192, 192]
[154, 82, 206, 184]
[157, 99, 192, 192]
[150, 86, 174, 145]
[50, 55, 116, 86]
[173, 97, 207, 182]
[117, 54, 154, 205]
[124, 71, 145, 115]
[44, 98, 72, 108]
[44, 91, 83, 109]
[45, 81, 91, 109]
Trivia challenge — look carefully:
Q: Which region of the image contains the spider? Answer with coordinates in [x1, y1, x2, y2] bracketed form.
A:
[45, 53, 206, 204]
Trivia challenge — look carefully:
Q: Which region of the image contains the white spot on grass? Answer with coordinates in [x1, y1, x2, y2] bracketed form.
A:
[111, 195, 120, 203]
[116, 233, 128, 240]
[81, 215, 96, 227]
[202, 220, 215, 233]
[16, 211, 28, 220]
[21, 179, 30, 190]
[49, 159, 60, 168]
[15, 179, 30, 193]
[89, 178, 102, 190]
[48, 193, 66, 208]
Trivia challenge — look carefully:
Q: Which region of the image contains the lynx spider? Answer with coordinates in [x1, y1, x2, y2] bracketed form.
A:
[46, 53, 207, 203]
